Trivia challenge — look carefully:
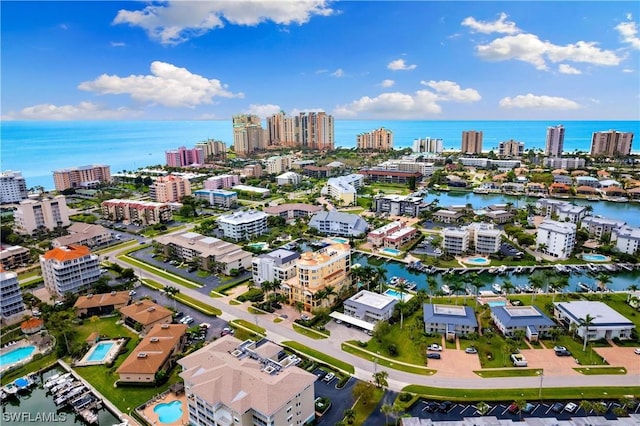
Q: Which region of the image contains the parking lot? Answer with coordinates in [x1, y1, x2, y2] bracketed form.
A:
[313, 369, 356, 426]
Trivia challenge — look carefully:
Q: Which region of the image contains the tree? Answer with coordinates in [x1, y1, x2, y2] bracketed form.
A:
[551, 275, 569, 302]
[164, 285, 180, 310]
[580, 313, 595, 352]
[372, 370, 389, 389]
[343, 408, 355, 425]
[381, 403, 393, 426]
[427, 277, 438, 303]
[352, 381, 375, 405]
[502, 279, 515, 297]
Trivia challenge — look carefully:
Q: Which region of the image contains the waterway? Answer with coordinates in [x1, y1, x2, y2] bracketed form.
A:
[1, 368, 120, 425]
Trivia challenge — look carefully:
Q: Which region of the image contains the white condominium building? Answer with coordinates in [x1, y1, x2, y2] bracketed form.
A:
[413, 137, 443, 154]
[276, 172, 302, 186]
[0, 271, 25, 319]
[13, 196, 71, 235]
[0, 171, 28, 203]
[468, 223, 503, 254]
[193, 189, 238, 208]
[40, 245, 101, 297]
[217, 210, 268, 241]
[252, 249, 300, 286]
[321, 174, 364, 206]
[264, 155, 294, 175]
[613, 226, 640, 255]
[536, 219, 576, 259]
[442, 228, 469, 255]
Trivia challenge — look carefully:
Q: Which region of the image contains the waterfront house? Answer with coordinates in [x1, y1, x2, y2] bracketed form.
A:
[423, 304, 478, 339]
[554, 301, 635, 341]
[602, 186, 628, 198]
[576, 185, 599, 196]
[490, 305, 555, 341]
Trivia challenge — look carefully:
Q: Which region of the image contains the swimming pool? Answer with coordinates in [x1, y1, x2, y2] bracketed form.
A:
[0, 346, 36, 367]
[331, 237, 349, 244]
[463, 257, 490, 265]
[487, 301, 507, 307]
[154, 400, 183, 424]
[248, 242, 269, 250]
[383, 289, 414, 302]
[381, 247, 402, 256]
[582, 254, 609, 262]
[87, 342, 115, 362]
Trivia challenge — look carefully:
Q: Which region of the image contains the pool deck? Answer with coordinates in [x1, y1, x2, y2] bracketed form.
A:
[75, 339, 125, 366]
[140, 392, 188, 426]
[0, 340, 40, 375]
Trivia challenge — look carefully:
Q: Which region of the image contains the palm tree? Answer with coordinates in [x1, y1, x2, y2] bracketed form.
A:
[375, 266, 387, 293]
[579, 400, 593, 414]
[448, 278, 464, 305]
[628, 284, 639, 293]
[596, 273, 612, 293]
[294, 301, 304, 317]
[416, 288, 428, 306]
[324, 285, 337, 306]
[580, 314, 595, 352]
[529, 273, 545, 303]
[164, 285, 180, 310]
[502, 279, 515, 297]
[372, 370, 389, 389]
[551, 275, 569, 302]
[343, 408, 355, 425]
[427, 276, 438, 303]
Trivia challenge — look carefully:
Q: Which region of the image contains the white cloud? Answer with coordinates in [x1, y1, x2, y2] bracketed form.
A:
[622, 68, 634, 73]
[59, 24, 68, 30]
[476, 33, 623, 70]
[420, 80, 481, 102]
[315, 69, 328, 74]
[387, 59, 417, 71]
[380, 79, 395, 88]
[616, 20, 640, 49]
[334, 91, 441, 118]
[113, 0, 334, 45]
[331, 68, 344, 77]
[110, 41, 126, 47]
[245, 103, 282, 117]
[558, 64, 581, 75]
[499, 94, 581, 110]
[78, 61, 242, 108]
[461, 12, 520, 34]
[2, 102, 137, 120]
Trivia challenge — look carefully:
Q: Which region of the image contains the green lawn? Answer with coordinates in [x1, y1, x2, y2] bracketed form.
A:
[342, 343, 436, 376]
[474, 368, 543, 378]
[352, 387, 385, 425]
[282, 341, 355, 374]
[231, 319, 266, 335]
[0, 353, 59, 385]
[575, 366, 628, 375]
[292, 324, 328, 340]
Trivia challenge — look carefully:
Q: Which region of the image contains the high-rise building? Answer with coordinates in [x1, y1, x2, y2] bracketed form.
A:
[590, 130, 633, 157]
[0, 171, 28, 203]
[545, 125, 565, 157]
[299, 112, 334, 150]
[13, 196, 71, 235]
[461, 130, 483, 154]
[203, 174, 240, 190]
[165, 146, 205, 167]
[216, 210, 269, 241]
[498, 139, 525, 157]
[536, 219, 576, 260]
[267, 111, 299, 147]
[356, 127, 394, 151]
[413, 137, 443, 154]
[194, 139, 226, 161]
[40, 245, 101, 297]
[149, 175, 192, 203]
[0, 270, 25, 319]
[53, 165, 111, 191]
[101, 199, 173, 225]
[233, 114, 266, 157]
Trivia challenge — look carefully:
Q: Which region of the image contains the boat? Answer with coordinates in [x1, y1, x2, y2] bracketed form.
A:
[43, 373, 61, 386]
[577, 282, 592, 292]
[488, 267, 498, 274]
[497, 265, 508, 274]
[55, 385, 86, 405]
[514, 266, 523, 274]
[441, 284, 451, 295]
[45, 373, 71, 388]
[492, 283, 503, 294]
[389, 276, 399, 285]
[2, 383, 18, 396]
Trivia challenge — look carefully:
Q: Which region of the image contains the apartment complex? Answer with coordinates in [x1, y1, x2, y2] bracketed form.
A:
[13, 196, 71, 235]
[194, 139, 226, 161]
[368, 221, 405, 247]
[544, 124, 565, 157]
[252, 249, 300, 287]
[373, 194, 428, 217]
[309, 211, 369, 237]
[233, 114, 267, 157]
[149, 175, 192, 203]
[461, 130, 483, 154]
[101, 199, 173, 225]
[0, 270, 25, 319]
[242, 163, 263, 177]
[217, 210, 268, 241]
[179, 336, 317, 426]
[117, 323, 187, 383]
[204, 174, 240, 190]
[52, 223, 113, 248]
[375, 158, 435, 177]
[193, 189, 238, 208]
[590, 130, 633, 157]
[40, 245, 101, 297]
[491, 306, 555, 341]
[120, 299, 173, 334]
[0, 171, 28, 203]
[468, 223, 503, 254]
[359, 169, 422, 184]
[267, 111, 299, 147]
[321, 174, 364, 206]
[264, 155, 294, 175]
[263, 203, 322, 222]
[536, 219, 577, 259]
[543, 157, 585, 169]
[343, 290, 398, 325]
[53, 164, 111, 191]
[536, 199, 587, 224]
[423, 304, 478, 338]
[73, 291, 131, 318]
[613, 226, 640, 255]
[276, 172, 302, 186]
[0, 246, 30, 270]
[554, 301, 635, 341]
[283, 243, 351, 310]
[581, 216, 626, 240]
[266, 111, 334, 150]
[165, 146, 205, 167]
[442, 228, 469, 255]
[356, 127, 393, 151]
[413, 137, 443, 154]
[498, 139, 524, 157]
[155, 231, 253, 275]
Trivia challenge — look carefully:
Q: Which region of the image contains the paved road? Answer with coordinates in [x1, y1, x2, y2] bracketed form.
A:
[110, 242, 640, 393]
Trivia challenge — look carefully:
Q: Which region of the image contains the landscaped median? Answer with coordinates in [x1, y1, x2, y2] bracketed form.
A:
[292, 323, 329, 340]
[119, 253, 203, 289]
[282, 341, 355, 374]
[342, 342, 436, 375]
[474, 368, 543, 378]
[140, 279, 221, 316]
[575, 366, 627, 375]
[230, 319, 266, 336]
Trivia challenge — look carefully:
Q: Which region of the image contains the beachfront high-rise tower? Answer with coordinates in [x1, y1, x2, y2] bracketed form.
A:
[545, 125, 565, 157]
[590, 130, 633, 157]
[461, 130, 483, 154]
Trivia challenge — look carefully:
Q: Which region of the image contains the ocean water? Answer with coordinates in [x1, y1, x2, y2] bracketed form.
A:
[1, 120, 638, 190]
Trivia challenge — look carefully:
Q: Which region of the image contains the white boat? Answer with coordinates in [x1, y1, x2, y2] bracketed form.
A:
[44, 373, 61, 386]
[577, 282, 592, 292]
[492, 283, 503, 294]
[45, 373, 71, 389]
[441, 284, 451, 295]
[389, 277, 399, 285]
[498, 265, 508, 274]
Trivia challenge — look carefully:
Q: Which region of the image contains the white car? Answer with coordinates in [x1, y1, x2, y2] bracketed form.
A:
[634, 348, 640, 355]
[564, 402, 578, 413]
[427, 344, 443, 352]
[323, 372, 335, 382]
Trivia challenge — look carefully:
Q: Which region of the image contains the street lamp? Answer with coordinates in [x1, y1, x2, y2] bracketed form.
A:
[538, 370, 544, 401]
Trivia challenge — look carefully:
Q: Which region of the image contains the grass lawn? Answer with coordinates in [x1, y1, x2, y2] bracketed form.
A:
[362, 312, 431, 365]
[282, 341, 355, 374]
[231, 319, 266, 335]
[474, 368, 543, 378]
[292, 324, 328, 340]
[195, 270, 210, 278]
[352, 387, 385, 425]
[575, 366, 628, 375]
[0, 353, 59, 385]
[17, 269, 41, 280]
[119, 254, 202, 289]
[342, 343, 436, 376]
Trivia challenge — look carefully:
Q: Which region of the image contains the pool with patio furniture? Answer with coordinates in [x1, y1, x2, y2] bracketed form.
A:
[581, 253, 610, 262]
[76, 339, 125, 366]
[383, 288, 414, 302]
[0, 344, 37, 373]
[462, 256, 491, 265]
[381, 247, 402, 256]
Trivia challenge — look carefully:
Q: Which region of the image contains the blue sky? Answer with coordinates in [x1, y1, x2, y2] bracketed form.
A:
[2, 1, 639, 120]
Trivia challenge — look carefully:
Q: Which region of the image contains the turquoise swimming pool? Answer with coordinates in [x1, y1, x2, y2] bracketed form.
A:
[381, 247, 402, 256]
[487, 301, 507, 307]
[0, 346, 36, 367]
[582, 254, 609, 262]
[154, 400, 183, 424]
[464, 256, 490, 265]
[383, 289, 414, 301]
[331, 237, 349, 244]
[87, 341, 115, 362]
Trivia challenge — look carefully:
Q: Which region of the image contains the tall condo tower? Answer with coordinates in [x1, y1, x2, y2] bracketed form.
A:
[545, 125, 565, 157]
[461, 130, 483, 154]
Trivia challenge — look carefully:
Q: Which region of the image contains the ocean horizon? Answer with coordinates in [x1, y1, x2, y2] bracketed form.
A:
[2, 119, 638, 190]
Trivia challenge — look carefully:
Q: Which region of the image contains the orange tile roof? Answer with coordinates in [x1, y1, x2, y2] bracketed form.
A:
[43, 245, 92, 262]
[119, 299, 172, 325]
[74, 291, 131, 309]
[117, 324, 187, 375]
[21, 318, 44, 330]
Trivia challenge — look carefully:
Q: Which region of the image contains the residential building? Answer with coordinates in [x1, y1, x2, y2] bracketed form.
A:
[193, 189, 238, 208]
[575, 176, 600, 188]
[194, 139, 226, 161]
[53, 164, 111, 191]
[442, 228, 469, 255]
[483, 209, 514, 224]
[299, 111, 334, 150]
[101, 199, 173, 225]
[308, 211, 369, 237]
[155, 231, 253, 275]
[613, 226, 640, 255]
[554, 301, 635, 341]
[359, 169, 422, 184]
[383, 227, 418, 250]
[373, 194, 429, 217]
[590, 130, 633, 156]
[40, 245, 101, 297]
[217, 210, 268, 241]
[13, 196, 71, 235]
[580, 216, 626, 240]
[117, 323, 187, 383]
[302, 165, 333, 179]
[276, 171, 302, 186]
[321, 174, 364, 206]
[535, 199, 587, 224]
[433, 209, 462, 224]
[0, 171, 28, 203]
[536, 219, 576, 259]
[543, 157, 585, 169]
[52, 223, 114, 248]
[458, 158, 521, 170]
[74, 291, 131, 318]
[490, 306, 555, 341]
[252, 249, 300, 287]
[368, 221, 404, 247]
[357, 127, 393, 151]
[413, 137, 443, 154]
[282, 243, 351, 310]
[263, 203, 322, 221]
[292, 160, 316, 169]
[232, 184, 271, 198]
[498, 139, 524, 157]
[149, 175, 192, 203]
[423, 304, 478, 338]
[461, 130, 483, 154]
[544, 124, 565, 157]
[233, 114, 266, 156]
[264, 155, 293, 175]
[242, 163, 263, 178]
[267, 111, 299, 147]
[468, 223, 503, 254]
[598, 179, 622, 188]
[179, 336, 316, 426]
[553, 174, 573, 185]
[120, 299, 173, 334]
[203, 174, 240, 190]
[0, 270, 25, 319]
[165, 146, 205, 168]
[375, 159, 435, 177]
[341, 290, 398, 326]
[0, 246, 30, 270]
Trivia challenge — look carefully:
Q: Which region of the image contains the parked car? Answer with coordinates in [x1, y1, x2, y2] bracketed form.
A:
[221, 327, 234, 336]
[634, 348, 640, 355]
[465, 347, 478, 354]
[427, 344, 443, 351]
[553, 346, 568, 352]
[522, 403, 536, 414]
[129, 290, 136, 296]
[174, 311, 184, 318]
[427, 353, 441, 359]
[323, 372, 335, 382]
[551, 402, 565, 413]
[564, 402, 578, 413]
[555, 349, 572, 357]
[301, 314, 311, 321]
[438, 401, 453, 412]
[507, 403, 519, 414]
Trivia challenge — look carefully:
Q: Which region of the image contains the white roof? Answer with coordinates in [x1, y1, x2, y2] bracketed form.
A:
[329, 312, 375, 331]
